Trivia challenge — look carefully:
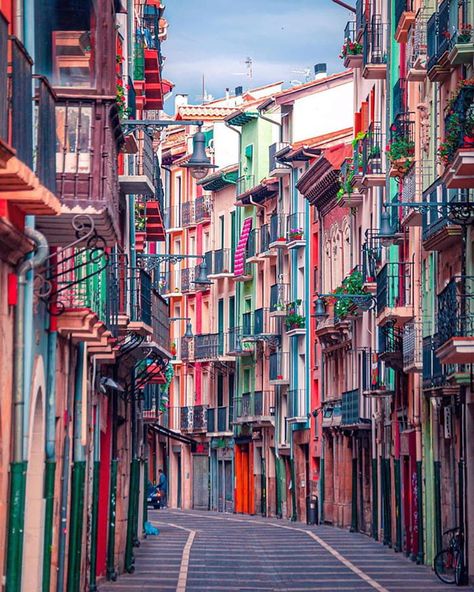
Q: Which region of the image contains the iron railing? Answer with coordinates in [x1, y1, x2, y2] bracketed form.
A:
[394, 0, 414, 30]
[106, 251, 129, 337]
[361, 237, 382, 283]
[442, 84, 474, 164]
[422, 182, 474, 244]
[242, 308, 277, 337]
[341, 389, 360, 425]
[142, 4, 162, 51]
[392, 77, 407, 119]
[152, 291, 171, 353]
[287, 212, 306, 242]
[270, 213, 287, 243]
[0, 13, 7, 139]
[236, 174, 255, 197]
[209, 248, 234, 275]
[131, 268, 153, 325]
[260, 223, 271, 252]
[182, 201, 196, 226]
[362, 122, 383, 176]
[269, 351, 289, 382]
[285, 300, 306, 331]
[269, 142, 290, 174]
[246, 229, 258, 258]
[124, 131, 155, 190]
[426, 0, 450, 71]
[437, 277, 474, 347]
[344, 20, 356, 43]
[194, 333, 220, 360]
[181, 267, 196, 293]
[180, 405, 208, 432]
[363, 15, 387, 67]
[270, 283, 290, 313]
[35, 78, 57, 193]
[11, 38, 33, 168]
[422, 334, 445, 388]
[208, 406, 230, 432]
[376, 261, 414, 315]
[407, 11, 427, 70]
[355, 0, 367, 36]
[390, 111, 415, 146]
[207, 407, 216, 432]
[195, 195, 212, 221]
[235, 391, 275, 419]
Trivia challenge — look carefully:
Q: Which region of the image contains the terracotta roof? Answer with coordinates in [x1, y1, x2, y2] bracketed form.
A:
[176, 105, 237, 121]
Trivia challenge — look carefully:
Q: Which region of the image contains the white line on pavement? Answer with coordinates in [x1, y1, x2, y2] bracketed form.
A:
[171, 513, 389, 592]
[155, 521, 196, 592]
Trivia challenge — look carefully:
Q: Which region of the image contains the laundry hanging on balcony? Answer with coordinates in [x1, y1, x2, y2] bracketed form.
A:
[234, 217, 253, 277]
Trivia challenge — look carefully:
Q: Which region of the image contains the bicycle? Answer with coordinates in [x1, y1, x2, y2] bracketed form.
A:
[434, 527, 464, 585]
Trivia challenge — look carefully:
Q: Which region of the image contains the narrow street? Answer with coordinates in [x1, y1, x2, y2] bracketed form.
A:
[99, 510, 473, 592]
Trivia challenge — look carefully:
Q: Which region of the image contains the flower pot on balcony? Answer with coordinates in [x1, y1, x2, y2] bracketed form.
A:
[464, 135, 474, 146]
[135, 231, 146, 252]
[289, 233, 303, 241]
[277, 374, 283, 380]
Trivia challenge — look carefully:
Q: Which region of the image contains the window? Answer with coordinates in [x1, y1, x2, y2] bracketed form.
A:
[56, 104, 92, 173]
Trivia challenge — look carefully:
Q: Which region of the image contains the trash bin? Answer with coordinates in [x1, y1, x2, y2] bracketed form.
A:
[306, 494, 318, 525]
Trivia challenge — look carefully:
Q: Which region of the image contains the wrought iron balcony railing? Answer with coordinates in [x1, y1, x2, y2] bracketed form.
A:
[270, 213, 287, 243]
[194, 333, 220, 360]
[422, 334, 446, 388]
[182, 201, 196, 226]
[403, 320, 423, 373]
[269, 351, 289, 383]
[35, 77, 57, 194]
[181, 267, 196, 293]
[392, 78, 407, 119]
[363, 15, 387, 67]
[151, 291, 171, 353]
[355, 0, 368, 36]
[344, 20, 356, 43]
[235, 391, 275, 420]
[269, 142, 290, 174]
[442, 84, 474, 165]
[362, 122, 383, 176]
[208, 248, 234, 275]
[180, 405, 208, 432]
[287, 212, 306, 243]
[341, 388, 361, 425]
[10, 38, 33, 168]
[242, 308, 278, 338]
[260, 223, 271, 253]
[270, 283, 290, 314]
[426, 0, 450, 72]
[407, 10, 428, 73]
[422, 181, 472, 245]
[437, 277, 474, 348]
[195, 195, 212, 222]
[131, 268, 153, 326]
[376, 261, 414, 316]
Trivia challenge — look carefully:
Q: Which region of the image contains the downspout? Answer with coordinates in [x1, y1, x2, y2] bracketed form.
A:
[5, 227, 48, 592]
[89, 399, 101, 592]
[14, 0, 23, 40]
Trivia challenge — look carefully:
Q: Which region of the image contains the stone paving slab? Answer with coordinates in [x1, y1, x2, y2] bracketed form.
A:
[99, 509, 474, 591]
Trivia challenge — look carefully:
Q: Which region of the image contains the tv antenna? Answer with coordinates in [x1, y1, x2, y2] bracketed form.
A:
[292, 67, 311, 82]
[232, 57, 253, 79]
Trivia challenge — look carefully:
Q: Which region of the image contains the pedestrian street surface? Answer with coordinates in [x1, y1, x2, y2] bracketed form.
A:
[99, 509, 474, 592]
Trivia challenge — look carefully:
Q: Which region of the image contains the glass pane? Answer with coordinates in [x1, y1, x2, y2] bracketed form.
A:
[56, 105, 92, 174]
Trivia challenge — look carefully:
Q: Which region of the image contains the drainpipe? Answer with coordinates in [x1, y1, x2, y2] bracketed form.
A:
[14, 0, 23, 40]
[106, 389, 119, 581]
[66, 342, 87, 592]
[5, 227, 48, 592]
[42, 322, 58, 592]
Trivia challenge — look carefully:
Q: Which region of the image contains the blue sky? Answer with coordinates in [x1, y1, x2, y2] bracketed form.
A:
[163, 0, 351, 112]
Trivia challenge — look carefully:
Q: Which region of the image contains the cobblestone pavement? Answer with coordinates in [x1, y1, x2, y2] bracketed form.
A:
[99, 509, 474, 592]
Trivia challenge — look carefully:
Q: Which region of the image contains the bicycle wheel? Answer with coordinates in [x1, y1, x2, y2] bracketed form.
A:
[434, 549, 456, 584]
[454, 550, 464, 586]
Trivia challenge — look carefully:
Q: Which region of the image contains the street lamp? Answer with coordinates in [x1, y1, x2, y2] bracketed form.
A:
[193, 257, 213, 286]
[183, 126, 217, 180]
[170, 317, 194, 339]
[378, 208, 396, 248]
[313, 292, 376, 318]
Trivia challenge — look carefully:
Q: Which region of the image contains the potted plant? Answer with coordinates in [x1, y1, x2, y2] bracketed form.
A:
[332, 269, 368, 320]
[438, 79, 474, 165]
[386, 136, 415, 176]
[135, 202, 146, 251]
[457, 23, 473, 44]
[170, 342, 177, 357]
[288, 227, 304, 241]
[285, 300, 305, 330]
[339, 38, 363, 60]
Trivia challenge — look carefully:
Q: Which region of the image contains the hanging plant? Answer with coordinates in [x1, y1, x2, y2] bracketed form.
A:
[135, 201, 146, 231]
[438, 80, 474, 165]
[339, 38, 363, 59]
[332, 269, 368, 319]
[116, 79, 131, 119]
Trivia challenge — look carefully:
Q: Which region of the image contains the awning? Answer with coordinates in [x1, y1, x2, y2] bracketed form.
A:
[234, 217, 253, 277]
[147, 423, 198, 451]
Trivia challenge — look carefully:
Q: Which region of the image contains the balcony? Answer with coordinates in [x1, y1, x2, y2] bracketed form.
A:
[342, 389, 369, 427]
[129, 268, 154, 336]
[194, 333, 220, 361]
[361, 122, 384, 188]
[242, 308, 278, 340]
[337, 158, 363, 208]
[448, 0, 474, 65]
[378, 324, 403, 371]
[246, 229, 260, 263]
[181, 267, 196, 293]
[376, 262, 414, 326]
[426, 0, 451, 81]
[236, 174, 256, 199]
[403, 320, 423, 373]
[269, 352, 289, 385]
[407, 12, 427, 81]
[269, 213, 288, 248]
[287, 389, 307, 423]
[235, 391, 275, 426]
[355, 0, 368, 39]
[259, 223, 276, 258]
[286, 212, 306, 248]
[119, 132, 155, 195]
[436, 277, 474, 365]
[400, 165, 422, 226]
[423, 335, 449, 391]
[321, 400, 342, 428]
[341, 21, 363, 69]
[285, 300, 306, 337]
[362, 16, 388, 80]
[182, 201, 196, 227]
[269, 142, 291, 176]
[195, 195, 212, 222]
[207, 248, 234, 278]
[388, 112, 415, 179]
[270, 283, 290, 316]
[422, 181, 465, 251]
[394, 0, 415, 43]
[315, 310, 351, 349]
[180, 405, 208, 433]
[207, 406, 232, 434]
[0, 39, 60, 218]
[227, 327, 255, 356]
[362, 354, 394, 398]
[441, 84, 474, 188]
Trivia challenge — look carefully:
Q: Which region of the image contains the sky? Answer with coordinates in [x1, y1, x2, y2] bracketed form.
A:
[162, 0, 351, 113]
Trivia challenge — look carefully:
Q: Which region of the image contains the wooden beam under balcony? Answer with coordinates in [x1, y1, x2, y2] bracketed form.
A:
[435, 337, 474, 365]
[0, 155, 61, 216]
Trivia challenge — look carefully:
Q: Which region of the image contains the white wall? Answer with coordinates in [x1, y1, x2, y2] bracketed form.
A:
[291, 80, 354, 144]
[212, 122, 239, 169]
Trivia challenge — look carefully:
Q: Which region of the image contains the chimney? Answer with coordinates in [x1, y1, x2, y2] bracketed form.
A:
[314, 63, 327, 80]
[225, 87, 230, 101]
[174, 93, 188, 113]
[235, 86, 243, 96]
